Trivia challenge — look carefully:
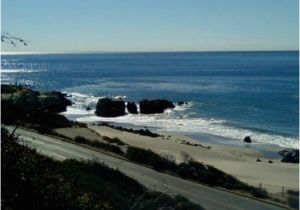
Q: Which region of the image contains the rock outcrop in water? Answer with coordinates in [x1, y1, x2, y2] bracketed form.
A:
[243, 136, 252, 143]
[95, 98, 125, 117]
[1, 85, 72, 115]
[94, 98, 176, 116]
[127, 102, 138, 114]
[177, 101, 188, 106]
[279, 149, 299, 163]
[139, 99, 175, 114]
[39, 91, 72, 113]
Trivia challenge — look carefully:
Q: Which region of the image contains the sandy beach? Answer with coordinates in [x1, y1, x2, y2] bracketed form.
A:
[55, 124, 298, 195]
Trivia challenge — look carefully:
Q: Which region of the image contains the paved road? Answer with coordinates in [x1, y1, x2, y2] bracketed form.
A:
[9, 128, 287, 210]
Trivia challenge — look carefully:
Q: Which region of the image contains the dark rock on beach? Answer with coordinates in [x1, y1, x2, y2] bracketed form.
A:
[243, 136, 252, 143]
[139, 99, 175, 114]
[279, 148, 299, 163]
[127, 102, 138, 114]
[95, 98, 125, 117]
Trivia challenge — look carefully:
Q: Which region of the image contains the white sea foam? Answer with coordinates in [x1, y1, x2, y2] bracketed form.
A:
[173, 102, 193, 111]
[63, 92, 129, 115]
[1, 69, 46, 73]
[65, 92, 102, 108]
[113, 96, 127, 100]
[64, 107, 95, 115]
[63, 91, 299, 149]
[76, 114, 298, 148]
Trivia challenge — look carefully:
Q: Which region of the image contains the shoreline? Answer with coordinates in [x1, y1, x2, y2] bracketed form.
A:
[56, 120, 299, 194]
[64, 104, 299, 149]
[172, 131, 284, 159]
[116, 121, 286, 159]
[95, 121, 289, 160]
[77, 119, 291, 156]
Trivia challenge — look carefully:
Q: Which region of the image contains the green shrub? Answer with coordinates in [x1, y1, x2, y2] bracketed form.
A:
[287, 190, 299, 209]
[35, 125, 54, 134]
[250, 188, 269, 199]
[89, 141, 124, 155]
[176, 161, 240, 187]
[111, 137, 125, 145]
[126, 146, 176, 171]
[102, 136, 111, 141]
[31, 112, 73, 128]
[74, 136, 89, 144]
[72, 136, 124, 155]
[287, 190, 299, 196]
[102, 136, 125, 145]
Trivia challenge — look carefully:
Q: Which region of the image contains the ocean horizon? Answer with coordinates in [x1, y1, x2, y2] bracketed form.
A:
[2, 49, 299, 55]
[1, 50, 299, 148]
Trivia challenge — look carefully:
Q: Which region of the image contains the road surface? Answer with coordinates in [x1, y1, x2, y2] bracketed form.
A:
[9, 127, 288, 210]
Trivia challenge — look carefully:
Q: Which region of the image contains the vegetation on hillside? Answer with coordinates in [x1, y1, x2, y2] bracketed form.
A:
[125, 146, 269, 199]
[55, 133, 267, 199]
[1, 128, 204, 210]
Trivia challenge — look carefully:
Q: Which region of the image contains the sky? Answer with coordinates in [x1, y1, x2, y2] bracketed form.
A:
[1, 0, 299, 52]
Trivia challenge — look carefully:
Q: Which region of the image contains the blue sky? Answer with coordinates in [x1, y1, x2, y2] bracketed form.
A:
[2, 0, 299, 52]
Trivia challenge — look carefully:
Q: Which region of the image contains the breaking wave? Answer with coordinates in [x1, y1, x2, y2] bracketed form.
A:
[63, 92, 298, 149]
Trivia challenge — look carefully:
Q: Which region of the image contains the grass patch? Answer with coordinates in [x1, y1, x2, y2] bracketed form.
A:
[126, 146, 177, 171]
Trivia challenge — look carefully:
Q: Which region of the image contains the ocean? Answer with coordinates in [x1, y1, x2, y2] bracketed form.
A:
[1, 51, 299, 148]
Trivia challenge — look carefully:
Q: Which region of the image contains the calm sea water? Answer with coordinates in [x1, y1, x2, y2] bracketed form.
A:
[1, 51, 299, 148]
